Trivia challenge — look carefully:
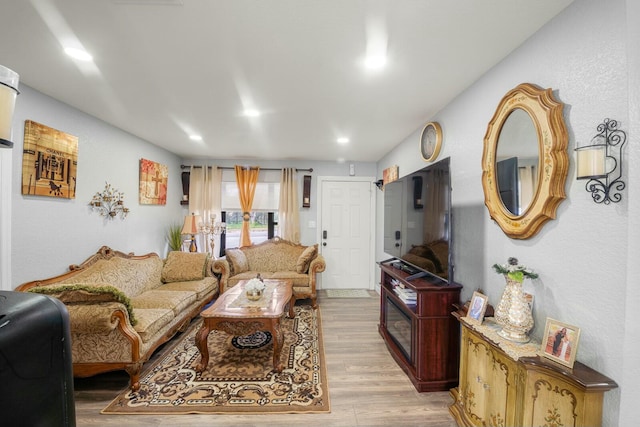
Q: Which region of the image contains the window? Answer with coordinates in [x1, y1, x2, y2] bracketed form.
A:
[223, 211, 279, 248]
[221, 181, 280, 247]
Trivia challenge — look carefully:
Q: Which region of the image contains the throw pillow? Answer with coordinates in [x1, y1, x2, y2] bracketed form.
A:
[161, 251, 210, 283]
[225, 248, 249, 274]
[296, 244, 318, 274]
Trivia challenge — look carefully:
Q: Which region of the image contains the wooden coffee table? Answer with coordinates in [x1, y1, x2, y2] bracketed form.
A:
[195, 279, 294, 373]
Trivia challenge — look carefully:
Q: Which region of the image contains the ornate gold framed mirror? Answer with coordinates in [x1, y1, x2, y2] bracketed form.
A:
[482, 83, 569, 239]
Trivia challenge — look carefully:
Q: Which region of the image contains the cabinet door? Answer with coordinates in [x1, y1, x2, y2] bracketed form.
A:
[460, 330, 490, 424]
[461, 328, 513, 427]
[521, 369, 604, 427]
[484, 349, 515, 427]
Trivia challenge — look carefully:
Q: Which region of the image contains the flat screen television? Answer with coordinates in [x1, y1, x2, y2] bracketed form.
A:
[383, 157, 453, 284]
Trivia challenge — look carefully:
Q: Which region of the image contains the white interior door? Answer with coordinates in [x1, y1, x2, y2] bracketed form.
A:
[319, 178, 373, 289]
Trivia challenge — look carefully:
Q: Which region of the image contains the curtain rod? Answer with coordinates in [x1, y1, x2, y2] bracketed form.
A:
[181, 165, 313, 172]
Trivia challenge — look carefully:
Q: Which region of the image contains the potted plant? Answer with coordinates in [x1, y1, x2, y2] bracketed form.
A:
[167, 223, 183, 252]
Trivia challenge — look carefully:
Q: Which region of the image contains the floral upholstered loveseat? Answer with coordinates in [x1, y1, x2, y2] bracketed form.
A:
[212, 237, 325, 307]
[16, 246, 218, 390]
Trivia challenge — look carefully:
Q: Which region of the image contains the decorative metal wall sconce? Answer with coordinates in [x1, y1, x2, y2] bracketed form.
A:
[89, 182, 130, 219]
[575, 118, 627, 204]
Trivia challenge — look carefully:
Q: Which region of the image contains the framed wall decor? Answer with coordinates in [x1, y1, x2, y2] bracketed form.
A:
[420, 121, 442, 162]
[302, 175, 312, 208]
[541, 318, 581, 368]
[139, 158, 168, 205]
[21, 120, 78, 199]
[467, 291, 488, 324]
[382, 165, 399, 186]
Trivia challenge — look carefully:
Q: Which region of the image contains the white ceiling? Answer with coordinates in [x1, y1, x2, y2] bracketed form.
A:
[0, 0, 573, 162]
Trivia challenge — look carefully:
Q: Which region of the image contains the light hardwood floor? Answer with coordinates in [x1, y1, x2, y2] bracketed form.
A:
[73, 290, 458, 426]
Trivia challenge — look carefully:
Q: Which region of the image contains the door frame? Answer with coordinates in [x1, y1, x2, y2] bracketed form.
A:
[315, 175, 377, 290]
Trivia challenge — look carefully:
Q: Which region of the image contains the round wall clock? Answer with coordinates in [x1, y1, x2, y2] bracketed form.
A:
[420, 121, 443, 162]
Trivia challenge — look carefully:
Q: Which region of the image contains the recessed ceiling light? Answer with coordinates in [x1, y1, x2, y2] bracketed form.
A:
[337, 137, 350, 144]
[364, 54, 387, 70]
[189, 134, 203, 141]
[64, 47, 93, 62]
[243, 109, 261, 117]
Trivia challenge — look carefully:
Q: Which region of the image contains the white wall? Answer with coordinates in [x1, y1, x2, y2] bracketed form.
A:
[376, 0, 634, 425]
[8, 85, 185, 288]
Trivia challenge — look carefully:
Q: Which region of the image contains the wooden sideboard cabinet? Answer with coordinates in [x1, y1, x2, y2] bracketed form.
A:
[449, 315, 618, 427]
[378, 261, 462, 392]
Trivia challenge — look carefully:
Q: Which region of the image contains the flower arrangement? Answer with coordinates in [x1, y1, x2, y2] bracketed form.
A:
[245, 278, 266, 293]
[492, 257, 538, 282]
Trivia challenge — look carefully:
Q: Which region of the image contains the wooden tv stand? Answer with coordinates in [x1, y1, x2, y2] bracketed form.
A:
[378, 261, 462, 392]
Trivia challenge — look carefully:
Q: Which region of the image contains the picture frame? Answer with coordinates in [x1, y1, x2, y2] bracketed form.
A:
[21, 120, 78, 199]
[139, 158, 168, 205]
[524, 292, 534, 312]
[382, 165, 399, 186]
[541, 318, 581, 368]
[467, 291, 488, 324]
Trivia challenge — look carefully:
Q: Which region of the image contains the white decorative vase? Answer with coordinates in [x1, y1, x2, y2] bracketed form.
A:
[494, 277, 533, 342]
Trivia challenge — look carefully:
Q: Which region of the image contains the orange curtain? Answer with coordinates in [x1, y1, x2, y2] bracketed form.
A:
[234, 165, 260, 247]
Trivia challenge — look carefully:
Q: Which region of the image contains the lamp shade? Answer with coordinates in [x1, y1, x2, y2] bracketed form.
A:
[181, 213, 201, 235]
[0, 65, 20, 147]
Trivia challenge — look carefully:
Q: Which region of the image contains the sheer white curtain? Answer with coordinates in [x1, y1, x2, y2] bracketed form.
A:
[188, 165, 222, 255]
[278, 168, 300, 243]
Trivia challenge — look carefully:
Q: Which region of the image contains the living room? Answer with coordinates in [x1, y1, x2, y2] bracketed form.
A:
[0, 1, 638, 426]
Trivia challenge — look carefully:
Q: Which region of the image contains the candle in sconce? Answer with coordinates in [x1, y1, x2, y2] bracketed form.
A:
[576, 145, 606, 179]
[0, 65, 20, 143]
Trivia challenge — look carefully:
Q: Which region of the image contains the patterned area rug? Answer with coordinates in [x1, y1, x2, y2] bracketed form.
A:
[102, 305, 329, 414]
[325, 289, 371, 298]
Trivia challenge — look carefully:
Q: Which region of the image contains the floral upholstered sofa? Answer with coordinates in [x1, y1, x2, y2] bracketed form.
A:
[212, 237, 325, 307]
[16, 246, 218, 390]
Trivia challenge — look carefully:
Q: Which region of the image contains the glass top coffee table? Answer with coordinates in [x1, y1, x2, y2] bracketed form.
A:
[195, 279, 294, 373]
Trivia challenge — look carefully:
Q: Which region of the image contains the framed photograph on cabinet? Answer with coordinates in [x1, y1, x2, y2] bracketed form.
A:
[541, 318, 581, 368]
[467, 291, 488, 324]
